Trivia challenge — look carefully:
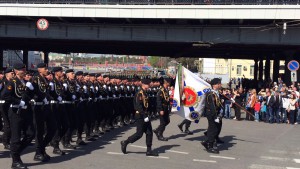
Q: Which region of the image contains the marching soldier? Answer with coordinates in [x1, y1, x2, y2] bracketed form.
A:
[1, 63, 35, 169]
[49, 67, 67, 155]
[201, 78, 223, 154]
[31, 63, 56, 162]
[74, 71, 87, 145]
[120, 78, 158, 156]
[0, 68, 15, 150]
[62, 69, 78, 149]
[153, 78, 171, 141]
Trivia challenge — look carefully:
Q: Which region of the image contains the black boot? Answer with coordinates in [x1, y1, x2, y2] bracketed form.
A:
[146, 147, 158, 156]
[33, 152, 48, 162]
[53, 147, 66, 156]
[207, 143, 219, 154]
[120, 140, 128, 154]
[4, 144, 11, 150]
[177, 124, 183, 132]
[76, 138, 87, 146]
[63, 143, 77, 150]
[153, 129, 160, 139]
[201, 141, 209, 150]
[11, 161, 27, 169]
[157, 132, 168, 141]
[184, 129, 193, 135]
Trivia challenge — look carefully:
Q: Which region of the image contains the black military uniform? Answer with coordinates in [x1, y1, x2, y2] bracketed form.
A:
[153, 78, 171, 141]
[1, 63, 35, 169]
[120, 78, 158, 156]
[0, 68, 15, 150]
[49, 67, 67, 155]
[31, 63, 56, 162]
[201, 78, 223, 154]
[74, 71, 88, 145]
[62, 69, 79, 148]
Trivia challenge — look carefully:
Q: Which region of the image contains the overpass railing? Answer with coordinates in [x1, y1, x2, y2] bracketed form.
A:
[0, 0, 299, 5]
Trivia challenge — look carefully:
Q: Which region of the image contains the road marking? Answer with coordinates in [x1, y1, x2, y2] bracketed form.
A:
[260, 156, 290, 162]
[286, 167, 300, 169]
[294, 159, 300, 163]
[148, 156, 169, 159]
[107, 152, 126, 155]
[166, 150, 189, 155]
[102, 141, 115, 144]
[130, 145, 147, 149]
[210, 155, 236, 160]
[249, 164, 284, 169]
[193, 159, 217, 163]
[269, 150, 299, 155]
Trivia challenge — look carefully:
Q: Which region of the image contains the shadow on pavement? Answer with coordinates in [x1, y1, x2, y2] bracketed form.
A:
[154, 144, 180, 153]
[25, 125, 134, 167]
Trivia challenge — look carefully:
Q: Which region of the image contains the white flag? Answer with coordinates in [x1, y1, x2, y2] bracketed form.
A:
[171, 67, 211, 122]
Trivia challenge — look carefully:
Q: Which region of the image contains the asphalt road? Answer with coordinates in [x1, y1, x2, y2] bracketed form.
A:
[1, 114, 300, 169]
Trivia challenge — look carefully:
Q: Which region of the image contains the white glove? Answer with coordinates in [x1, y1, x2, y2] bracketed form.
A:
[94, 98, 97, 102]
[80, 97, 83, 101]
[95, 86, 99, 91]
[144, 117, 150, 122]
[26, 82, 34, 90]
[49, 82, 54, 91]
[113, 94, 116, 98]
[57, 96, 62, 102]
[231, 98, 235, 103]
[43, 98, 49, 104]
[72, 95, 76, 100]
[63, 83, 68, 91]
[19, 100, 25, 107]
[214, 118, 220, 123]
[83, 86, 87, 93]
[88, 97, 92, 101]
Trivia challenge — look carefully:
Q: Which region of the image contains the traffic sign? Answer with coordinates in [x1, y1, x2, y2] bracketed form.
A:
[291, 71, 297, 82]
[36, 18, 49, 31]
[287, 60, 299, 71]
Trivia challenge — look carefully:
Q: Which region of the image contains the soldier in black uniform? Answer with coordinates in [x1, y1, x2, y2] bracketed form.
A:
[0, 68, 15, 150]
[153, 78, 171, 141]
[1, 63, 35, 169]
[62, 69, 78, 149]
[49, 67, 67, 155]
[120, 78, 158, 156]
[74, 71, 87, 145]
[30, 63, 56, 162]
[201, 78, 223, 154]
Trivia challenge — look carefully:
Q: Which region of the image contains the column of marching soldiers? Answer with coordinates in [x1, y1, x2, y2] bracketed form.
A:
[0, 63, 167, 169]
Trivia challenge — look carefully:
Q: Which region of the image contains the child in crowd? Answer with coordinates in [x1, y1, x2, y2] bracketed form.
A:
[260, 99, 267, 121]
[254, 98, 261, 122]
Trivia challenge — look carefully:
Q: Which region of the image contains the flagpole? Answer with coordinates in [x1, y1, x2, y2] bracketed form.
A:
[221, 94, 255, 119]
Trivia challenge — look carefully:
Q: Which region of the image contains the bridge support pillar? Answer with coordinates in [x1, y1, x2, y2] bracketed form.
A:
[44, 51, 49, 65]
[254, 58, 258, 81]
[273, 58, 280, 83]
[23, 50, 28, 69]
[264, 57, 270, 81]
[259, 58, 263, 81]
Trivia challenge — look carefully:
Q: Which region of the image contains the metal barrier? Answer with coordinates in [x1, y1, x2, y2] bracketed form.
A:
[0, 0, 298, 5]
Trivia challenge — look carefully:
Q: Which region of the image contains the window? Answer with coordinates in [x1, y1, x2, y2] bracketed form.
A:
[250, 65, 255, 76]
[237, 65, 242, 75]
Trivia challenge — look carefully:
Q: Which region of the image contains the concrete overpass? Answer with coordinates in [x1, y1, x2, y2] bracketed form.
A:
[1, 3, 300, 84]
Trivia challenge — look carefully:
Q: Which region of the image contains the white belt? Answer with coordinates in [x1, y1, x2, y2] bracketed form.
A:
[0, 100, 5, 103]
[33, 102, 44, 105]
[62, 101, 73, 104]
[50, 101, 58, 104]
[10, 105, 27, 109]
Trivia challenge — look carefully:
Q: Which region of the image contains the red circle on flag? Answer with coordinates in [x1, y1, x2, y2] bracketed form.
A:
[36, 18, 49, 31]
[183, 86, 198, 107]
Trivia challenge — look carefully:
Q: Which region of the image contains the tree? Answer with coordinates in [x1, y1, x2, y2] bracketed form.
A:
[149, 56, 160, 67]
